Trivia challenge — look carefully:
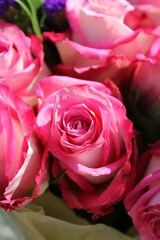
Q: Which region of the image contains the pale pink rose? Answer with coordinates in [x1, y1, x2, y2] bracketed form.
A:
[43, 0, 157, 86]
[35, 75, 136, 217]
[65, 0, 134, 48]
[124, 140, 160, 240]
[0, 85, 48, 211]
[0, 20, 50, 105]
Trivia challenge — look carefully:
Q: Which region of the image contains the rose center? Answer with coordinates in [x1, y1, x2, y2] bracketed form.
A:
[73, 120, 84, 130]
[67, 118, 89, 133]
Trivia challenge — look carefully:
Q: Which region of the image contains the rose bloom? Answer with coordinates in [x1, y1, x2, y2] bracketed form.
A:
[35, 75, 136, 217]
[124, 140, 160, 240]
[0, 19, 50, 105]
[43, 0, 157, 86]
[0, 85, 48, 211]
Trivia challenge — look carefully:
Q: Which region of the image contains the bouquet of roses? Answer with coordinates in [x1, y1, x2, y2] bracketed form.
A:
[0, 0, 160, 239]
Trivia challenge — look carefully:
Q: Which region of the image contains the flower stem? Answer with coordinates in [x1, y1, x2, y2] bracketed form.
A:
[15, 0, 42, 39]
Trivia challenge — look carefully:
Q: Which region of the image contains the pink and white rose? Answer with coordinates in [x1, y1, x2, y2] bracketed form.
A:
[0, 19, 50, 105]
[35, 75, 136, 217]
[0, 85, 48, 211]
[43, 0, 157, 86]
[124, 140, 160, 240]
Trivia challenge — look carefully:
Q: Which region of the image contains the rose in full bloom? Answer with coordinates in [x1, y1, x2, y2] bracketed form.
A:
[124, 140, 160, 240]
[43, 0, 157, 87]
[0, 85, 48, 211]
[35, 75, 136, 217]
[0, 19, 50, 105]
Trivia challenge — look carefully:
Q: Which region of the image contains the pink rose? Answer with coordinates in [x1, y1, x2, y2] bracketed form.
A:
[132, 56, 160, 118]
[124, 140, 160, 240]
[0, 19, 50, 105]
[126, 38, 160, 143]
[65, 0, 134, 48]
[43, 0, 156, 86]
[0, 85, 48, 211]
[35, 75, 136, 217]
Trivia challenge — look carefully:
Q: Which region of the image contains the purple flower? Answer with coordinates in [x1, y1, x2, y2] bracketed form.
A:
[0, 0, 7, 15]
[7, 0, 15, 6]
[0, 0, 15, 16]
[43, 0, 65, 16]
